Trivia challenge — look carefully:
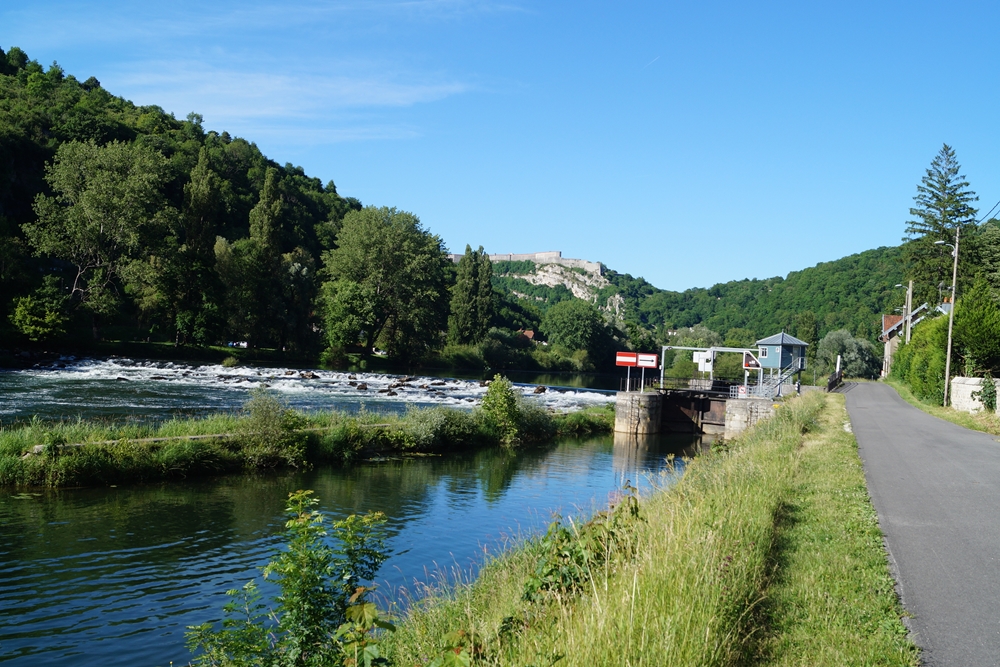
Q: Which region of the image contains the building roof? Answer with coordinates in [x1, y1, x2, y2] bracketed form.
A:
[879, 303, 930, 341]
[756, 332, 810, 347]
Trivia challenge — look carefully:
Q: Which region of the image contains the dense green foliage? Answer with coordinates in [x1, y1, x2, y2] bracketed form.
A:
[891, 315, 948, 403]
[606, 246, 905, 342]
[318, 206, 450, 360]
[448, 245, 496, 345]
[0, 47, 357, 351]
[816, 329, 881, 379]
[187, 490, 394, 667]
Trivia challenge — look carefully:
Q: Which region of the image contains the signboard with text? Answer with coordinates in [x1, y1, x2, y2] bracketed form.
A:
[743, 351, 761, 370]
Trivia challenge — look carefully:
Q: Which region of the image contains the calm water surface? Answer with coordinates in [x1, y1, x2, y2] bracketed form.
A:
[0, 359, 701, 666]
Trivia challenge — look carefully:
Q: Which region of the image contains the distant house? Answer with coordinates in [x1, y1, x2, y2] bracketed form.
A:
[879, 303, 930, 377]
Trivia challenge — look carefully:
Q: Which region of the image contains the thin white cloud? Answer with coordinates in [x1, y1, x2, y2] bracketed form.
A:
[113, 61, 468, 118]
[103, 60, 462, 144]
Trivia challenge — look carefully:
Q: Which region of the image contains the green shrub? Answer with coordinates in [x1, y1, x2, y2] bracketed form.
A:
[892, 315, 948, 403]
[480, 375, 522, 446]
[221, 356, 239, 368]
[239, 389, 308, 468]
[973, 370, 998, 413]
[187, 490, 392, 666]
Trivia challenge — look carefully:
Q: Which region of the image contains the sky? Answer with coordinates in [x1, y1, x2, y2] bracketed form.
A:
[4, 1, 1000, 292]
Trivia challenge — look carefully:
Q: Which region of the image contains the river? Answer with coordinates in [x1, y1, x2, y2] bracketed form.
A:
[0, 359, 702, 666]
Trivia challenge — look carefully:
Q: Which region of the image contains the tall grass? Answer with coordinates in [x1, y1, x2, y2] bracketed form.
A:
[0, 395, 614, 488]
[382, 392, 916, 666]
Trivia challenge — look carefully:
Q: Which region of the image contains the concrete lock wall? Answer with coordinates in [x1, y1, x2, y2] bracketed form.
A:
[614, 391, 663, 435]
[724, 398, 776, 439]
[951, 377, 1000, 414]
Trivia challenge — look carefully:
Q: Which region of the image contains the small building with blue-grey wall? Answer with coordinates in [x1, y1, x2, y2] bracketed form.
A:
[756, 332, 808, 372]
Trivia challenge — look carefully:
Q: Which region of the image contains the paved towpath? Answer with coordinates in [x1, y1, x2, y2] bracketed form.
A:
[843, 382, 1000, 666]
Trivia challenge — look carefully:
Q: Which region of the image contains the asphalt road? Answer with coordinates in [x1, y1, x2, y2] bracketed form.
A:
[843, 382, 1000, 666]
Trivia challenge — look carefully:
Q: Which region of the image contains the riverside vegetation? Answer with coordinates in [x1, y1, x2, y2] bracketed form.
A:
[0, 376, 611, 488]
[187, 391, 917, 667]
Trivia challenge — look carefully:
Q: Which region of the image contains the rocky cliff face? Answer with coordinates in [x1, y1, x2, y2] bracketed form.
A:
[496, 261, 626, 318]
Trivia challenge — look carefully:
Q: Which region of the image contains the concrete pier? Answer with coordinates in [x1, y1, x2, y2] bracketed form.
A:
[723, 398, 776, 438]
[614, 391, 663, 435]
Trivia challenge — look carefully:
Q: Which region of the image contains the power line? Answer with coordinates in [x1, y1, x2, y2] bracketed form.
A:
[977, 198, 1000, 223]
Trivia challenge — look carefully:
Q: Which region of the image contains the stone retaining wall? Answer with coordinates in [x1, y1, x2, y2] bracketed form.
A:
[950, 376, 1000, 414]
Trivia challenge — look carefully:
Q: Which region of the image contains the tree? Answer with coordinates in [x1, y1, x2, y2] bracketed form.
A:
[903, 144, 979, 304]
[319, 206, 449, 358]
[164, 148, 226, 345]
[817, 329, 881, 379]
[953, 277, 1000, 373]
[540, 299, 615, 365]
[9, 275, 69, 341]
[24, 140, 171, 336]
[448, 245, 496, 345]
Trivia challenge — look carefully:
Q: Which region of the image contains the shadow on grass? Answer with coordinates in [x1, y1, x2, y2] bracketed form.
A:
[737, 498, 801, 666]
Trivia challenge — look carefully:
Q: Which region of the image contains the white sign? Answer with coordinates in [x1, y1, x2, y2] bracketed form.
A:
[636, 353, 658, 368]
[693, 350, 714, 372]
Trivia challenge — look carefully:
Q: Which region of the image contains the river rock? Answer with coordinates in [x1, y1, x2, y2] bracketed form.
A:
[533, 385, 547, 394]
[349, 381, 357, 386]
[300, 371, 320, 379]
[284, 370, 295, 376]
[348, 374, 357, 380]
[356, 383, 368, 390]
[387, 391, 397, 396]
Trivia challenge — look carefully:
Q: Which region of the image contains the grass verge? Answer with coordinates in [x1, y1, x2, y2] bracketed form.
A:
[754, 392, 918, 666]
[884, 377, 1000, 436]
[379, 392, 917, 666]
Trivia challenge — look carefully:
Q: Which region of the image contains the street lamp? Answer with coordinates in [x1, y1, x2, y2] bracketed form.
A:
[936, 229, 961, 407]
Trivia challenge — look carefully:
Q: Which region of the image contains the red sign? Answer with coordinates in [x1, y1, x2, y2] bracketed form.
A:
[616, 352, 638, 367]
[637, 353, 659, 368]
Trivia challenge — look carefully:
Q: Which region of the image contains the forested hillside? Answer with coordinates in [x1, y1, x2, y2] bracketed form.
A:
[0, 45, 908, 375]
[612, 245, 906, 343]
[0, 47, 361, 350]
[492, 246, 906, 347]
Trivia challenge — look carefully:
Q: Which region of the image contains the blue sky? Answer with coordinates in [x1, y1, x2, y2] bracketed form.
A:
[4, 1, 1000, 291]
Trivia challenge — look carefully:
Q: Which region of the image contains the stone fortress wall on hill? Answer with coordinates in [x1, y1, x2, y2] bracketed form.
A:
[446, 250, 603, 276]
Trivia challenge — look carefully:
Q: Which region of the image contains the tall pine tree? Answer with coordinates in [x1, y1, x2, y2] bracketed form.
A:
[903, 144, 978, 305]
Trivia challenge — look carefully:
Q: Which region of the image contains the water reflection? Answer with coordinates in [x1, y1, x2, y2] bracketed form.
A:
[0, 432, 701, 667]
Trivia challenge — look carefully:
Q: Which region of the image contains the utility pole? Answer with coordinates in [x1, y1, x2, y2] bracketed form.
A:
[940, 228, 961, 407]
[905, 280, 913, 344]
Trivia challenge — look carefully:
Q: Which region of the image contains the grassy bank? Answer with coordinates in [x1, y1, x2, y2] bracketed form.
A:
[379, 392, 917, 666]
[0, 386, 613, 488]
[885, 377, 1000, 436]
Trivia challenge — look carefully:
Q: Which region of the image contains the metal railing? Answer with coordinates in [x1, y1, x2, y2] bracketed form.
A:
[827, 369, 843, 392]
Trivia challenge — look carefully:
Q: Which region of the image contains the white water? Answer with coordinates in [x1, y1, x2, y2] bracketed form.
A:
[0, 357, 614, 422]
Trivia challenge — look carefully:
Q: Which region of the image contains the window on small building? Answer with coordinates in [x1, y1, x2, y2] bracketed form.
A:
[759, 347, 768, 358]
